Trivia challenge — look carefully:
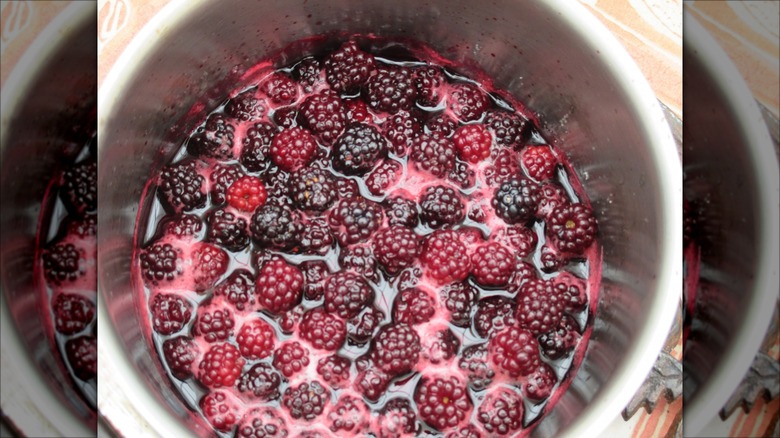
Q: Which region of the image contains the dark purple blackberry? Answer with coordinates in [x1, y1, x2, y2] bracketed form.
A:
[237, 363, 282, 401]
[187, 113, 235, 160]
[365, 159, 402, 196]
[240, 122, 277, 173]
[328, 197, 384, 246]
[448, 160, 476, 189]
[205, 208, 249, 252]
[225, 89, 266, 122]
[370, 323, 421, 376]
[273, 106, 298, 129]
[299, 90, 347, 145]
[208, 163, 242, 206]
[425, 113, 458, 136]
[161, 214, 203, 238]
[290, 167, 337, 212]
[332, 123, 387, 175]
[67, 214, 97, 238]
[250, 204, 302, 250]
[492, 177, 540, 225]
[299, 217, 335, 255]
[414, 65, 444, 106]
[410, 133, 457, 178]
[158, 161, 206, 212]
[448, 82, 489, 122]
[339, 244, 379, 282]
[365, 67, 417, 113]
[43, 243, 83, 284]
[62, 160, 97, 214]
[382, 110, 422, 156]
[324, 271, 374, 319]
[485, 110, 528, 147]
[282, 380, 329, 421]
[392, 288, 435, 326]
[384, 196, 419, 228]
[262, 168, 293, 207]
[515, 278, 565, 335]
[419, 185, 465, 228]
[440, 282, 478, 327]
[538, 314, 581, 360]
[292, 57, 322, 93]
[150, 294, 192, 335]
[213, 269, 255, 312]
[301, 260, 329, 301]
[163, 336, 200, 380]
[139, 243, 181, 284]
[335, 177, 359, 199]
[323, 41, 376, 93]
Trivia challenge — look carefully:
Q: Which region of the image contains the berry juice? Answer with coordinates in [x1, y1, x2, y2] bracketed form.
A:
[133, 37, 601, 437]
[36, 135, 97, 409]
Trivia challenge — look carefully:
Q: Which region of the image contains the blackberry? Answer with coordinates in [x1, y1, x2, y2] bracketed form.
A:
[328, 196, 384, 246]
[299, 217, 335, 255]
[235, 408, 287, 438]
[488, 325, 540, 377]
[410, 133, 456, 178]
[301, 260, 330, 300]
[392, 288, 435, 326]
[240, 122, 277, 173]
[492, 177, 540, 224]
[250, 204, 303, 250]
[262, 72, 298, 105]
[290, 166, 337, 212]
[414, 65, 444, 106]
[474, 296, 517, 338]
[43, 243, 83, 284]
[382, 110, 421, 156]
[384, 196, 419, 228]
[425, 113, 458, 137]
[457, 343, 494, 391]
[485, 110, 528, 147]
[161, 214, 203, 238]
[477, 388, 524, 435]
[150, 294, 192, 335]
[316, 355, 351, 388]
[366, 159, 402, 196]
[440, 282, 478, 327]
[324, 41, 376, 93]
[324, 271, 374, 319]
[420, 328, 460, 364]
[212, 269, 255, 312]
[139, 243, 181, 284]
[448, 160, 476, 189]
[282, 381, 329, 421]
[194, 304, 235, 343]
[225, 89, 265, 122]
[470, 242, 515, 287]
[208, 163, 242, 206]
[205, 208, 249, 252]
[548, 203, 598, 254]
[299, 90, 347, 144]
[377, 398, 418, 437]
[292, 57, 322, 93]
[448, 83, 488, 122]
[62, 160, 97, 214]
[370, 323, 421, 376]
[255, 258, 304, 314]
[365, 67, 417, 113]
[273, 106, 298, 129]
[419, 185, 465, 228]
[163, 336, 199, 380]
[273, 341, 310, 378]
[414, 375, 472, 431]
[347, 307, 384, 345]
[328, 395, 369, 433]
[187, 113, 235, 160]
[299, 307, 347, 351]
[158, 161, 206, 212]
[538, 314, 581, 360]
[373, 225, 420, 274]
[332, 123, 387, 175]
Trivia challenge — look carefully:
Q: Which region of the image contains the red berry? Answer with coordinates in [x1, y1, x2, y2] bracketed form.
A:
[163, 336, 199, 380]
[345, 98, 372, 123]
[282, 380, 329, 421]
[470, 242, 515, 287]
[225, 89, 266, 122]
[194, 304, 235, 343]
[324, 41, 376, 93]
[448, 83, 488, 122]
[270, 127, 317, 172]
[339, 244, 379, 282]
[200, 391, 240, 432]
[208, 163, 242, 206]
[377, 398, 418, 437]
[198, 343, 244, 388]
[187, 113, 236, 161]
[474, 296, 517, 338]
[370, 323, 421, 376]
[410, 133, 457, 178]
[524, 362, 558, 401]
[548, 203, 598, 254]
[324, 271, 373, 319]
[190, 243, 228, 291]
[354, 367, 391, 402]
[485, 110, 527, 147]
[414, 374, 472, 431]
[237, 363, 282, 401]
[44, 243, 84, 284]
[299, 90, 347, 144]
[373, 225, 420, 274]
[150, 293, 192, 335]
[235, 408, 288, 438]
[213, 269, 255, 312]
[299, 307, 346, 351]
[236, 318, 275, 360]
[392, 288, 436, 325]
[522, 145, 558, 181]
[273, 341, 310, 378]
[420, 230, 470, 285]
[328, 395, 369, 433]
[278, 305, 305, 335]
[226, 176, 267, 212]
[158, 161, 206, 212]
[457, 343, 494, 391]
[255, 257, 303, 314]
[382, 110, 422, 156]
[65, 336, 96, 380]
[477, 387, 524, 435]
[52, 293, 94, 335]
[419, 185, 465, 229]
[262, 72, 299, 105]
[328, 196, 384, 246]
[366, 67, 417, 113]
[507, 260, 538, 294]
[488, 325, 540, 377]
[316, 355, 351, 388]
[453, 124, 492, 163]
[347, 306, 384, 345]
[366, 159, 402, 196]
[439, 282, 478, 327]
[205, 208, 249, 252]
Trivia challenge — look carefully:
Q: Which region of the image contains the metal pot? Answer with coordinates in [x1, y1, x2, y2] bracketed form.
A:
[682, 13, 779, 436]
[0, 2, 96, 436]
[97, 0, 680, 436]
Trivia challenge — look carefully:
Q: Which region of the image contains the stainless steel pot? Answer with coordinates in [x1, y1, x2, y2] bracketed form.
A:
[682, 13, 779, 436]
[97, 0, 680, 436]
[0, 2, 96, 436]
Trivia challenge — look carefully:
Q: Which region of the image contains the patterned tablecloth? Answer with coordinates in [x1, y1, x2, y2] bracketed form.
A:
[2, 1, 778, 437]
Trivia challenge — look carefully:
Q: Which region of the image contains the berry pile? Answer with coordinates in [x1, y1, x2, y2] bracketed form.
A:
[137, 37, 600, 436]
[38, 134, 98, 409]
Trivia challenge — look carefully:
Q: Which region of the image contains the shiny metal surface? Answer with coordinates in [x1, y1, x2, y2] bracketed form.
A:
[0, 2, 96, 436]
[97, 0, 680, 436]
[682, 14, 779, 436]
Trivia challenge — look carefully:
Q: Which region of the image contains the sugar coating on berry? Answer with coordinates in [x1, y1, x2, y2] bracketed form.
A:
[414, 65, 444, 107]
[161, 214, 203, 238]
[299, 307, 347, 351]
[52, 293, 94, 335]
[410, 133, 456, 178]
[414, 374, 472, 431]
[255, 257, 303, 314]
[150, 293, 192, 335]
[328, 394, 369, 433]
[488, 325, 540, 377]
[539, 314, 581, 360]
[373, 225, 420, 274]
[273, 341, 310, 378]
[332, 123, 387, 175]
[366, 159, 402, 196]
[453, 124, 492, 163]
[347, 306, 384, 345]
[339, 244, 379, 282]
[425, 113, 458, 137]
[470, 242, 515, 287]
[293, 57, 322, 92]
[282, 380, 329, 421]
[382, 110, 421, 156]
[371, 323, 421, 376]
[270, 127, 318, 172]
[420, 230, 470, 285]
[524, 362, 558, 401]
[262, 72, 299, 105]
[324, 271, 374, 319]
[209, 163, 242, 206]
[198, 343, 244, 388]
[496, 225, 537, 259]
[236, 318, 275, 360]
[190, 243, 228, 291]
[548, 203, 598, 254]
[354, 367, 391, 402]
[420, 327, 460, 364]
[187, 113, 235, 161]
